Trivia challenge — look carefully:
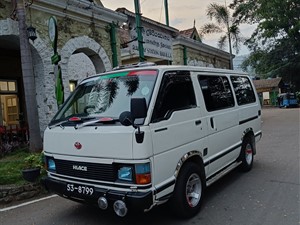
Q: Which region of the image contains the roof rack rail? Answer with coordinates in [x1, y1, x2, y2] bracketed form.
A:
[112, 62, 156, 71]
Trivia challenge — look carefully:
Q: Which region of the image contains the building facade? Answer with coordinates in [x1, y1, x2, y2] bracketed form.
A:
[0, 0, 232, 140]
[117, 8, 231, 68]
[0, 0, 126, 136]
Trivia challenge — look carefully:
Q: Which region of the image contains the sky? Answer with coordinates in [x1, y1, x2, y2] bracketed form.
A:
[101, 0, 257, 56]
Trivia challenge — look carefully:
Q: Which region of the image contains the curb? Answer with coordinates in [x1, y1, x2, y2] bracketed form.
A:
[0, 182, 47, 205]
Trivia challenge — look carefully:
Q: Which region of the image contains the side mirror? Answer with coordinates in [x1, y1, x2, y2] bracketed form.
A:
[131, 98, 147, 120]
[119, 98, 147, 144]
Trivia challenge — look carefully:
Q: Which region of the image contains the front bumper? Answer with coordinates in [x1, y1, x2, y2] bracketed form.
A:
[42, 177, 153, 211]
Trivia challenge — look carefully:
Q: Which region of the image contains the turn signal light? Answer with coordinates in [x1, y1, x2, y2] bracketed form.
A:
[135, 163, 151, 184]
[136, 173, 151, 184]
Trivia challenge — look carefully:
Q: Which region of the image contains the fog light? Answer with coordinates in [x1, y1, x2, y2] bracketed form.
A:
[113, 200, 128, 217]
[98, 197, 108, 210]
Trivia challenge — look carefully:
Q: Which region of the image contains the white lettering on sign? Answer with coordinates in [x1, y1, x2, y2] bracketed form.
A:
[129, 26, 173, 60]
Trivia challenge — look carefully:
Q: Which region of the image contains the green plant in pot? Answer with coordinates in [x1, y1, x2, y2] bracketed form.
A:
[22, 153, 44, 182]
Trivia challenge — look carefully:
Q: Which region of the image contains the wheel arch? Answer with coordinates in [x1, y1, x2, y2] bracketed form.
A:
[174, 151, 206, 181]
[242, 128, 256, 155]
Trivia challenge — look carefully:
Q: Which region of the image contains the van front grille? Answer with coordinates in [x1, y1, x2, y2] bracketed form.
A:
[54, 159, 115, 182]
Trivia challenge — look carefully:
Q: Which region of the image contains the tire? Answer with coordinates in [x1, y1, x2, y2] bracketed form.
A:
[240, 136, 254, 172]
[170, 162, 204, 218]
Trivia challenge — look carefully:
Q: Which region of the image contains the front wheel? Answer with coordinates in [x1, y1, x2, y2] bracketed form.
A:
[170, 162, 204, 218]
[240, 136, 254, 172]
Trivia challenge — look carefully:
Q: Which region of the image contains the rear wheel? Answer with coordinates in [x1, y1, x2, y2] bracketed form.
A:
[240, 136, 254, 172]
[170, 162, 204, 218]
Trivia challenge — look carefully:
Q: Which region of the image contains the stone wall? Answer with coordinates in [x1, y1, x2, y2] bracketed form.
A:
[0, 183, 45, 205]
[173, 36, 231, 69]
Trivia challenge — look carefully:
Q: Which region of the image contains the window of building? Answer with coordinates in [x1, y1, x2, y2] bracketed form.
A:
[230, 76, 256, 105]
[0, 81, 17, 92]
[0, 80, 19, 126]
[69, 80, 77, 92]
[198, 75, 234, 111]
[151, 71, 196, 122]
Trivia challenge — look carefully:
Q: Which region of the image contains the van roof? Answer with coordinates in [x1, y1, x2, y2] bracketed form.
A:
[81, 65, 248, 83]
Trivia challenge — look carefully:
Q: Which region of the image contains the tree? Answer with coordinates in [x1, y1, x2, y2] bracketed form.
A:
[230, 0, 300, 90]
[15, 0, 43, 152]
[200, 3, 243, 69]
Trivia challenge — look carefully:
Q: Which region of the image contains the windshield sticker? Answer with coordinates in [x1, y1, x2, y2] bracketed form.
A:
[99, 70, 157, 80]
[141, 87, 150, 96]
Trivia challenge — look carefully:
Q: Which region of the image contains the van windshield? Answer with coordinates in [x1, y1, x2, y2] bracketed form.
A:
[51, 70, 158, 124]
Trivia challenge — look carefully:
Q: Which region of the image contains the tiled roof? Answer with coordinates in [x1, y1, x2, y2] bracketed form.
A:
[179, 27, 202, 42]
[253, 77, 282, 89]
[179, 28, 195, 38]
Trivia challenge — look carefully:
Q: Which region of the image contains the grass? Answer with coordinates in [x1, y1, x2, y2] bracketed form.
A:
[0, 148, 33, 185]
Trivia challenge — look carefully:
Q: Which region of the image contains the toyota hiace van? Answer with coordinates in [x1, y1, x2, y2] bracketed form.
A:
[43, 64, 262, 218]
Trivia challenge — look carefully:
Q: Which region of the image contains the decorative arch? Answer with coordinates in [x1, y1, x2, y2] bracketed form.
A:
[0, 18, 55, 134]
[60, 36, 112, 99]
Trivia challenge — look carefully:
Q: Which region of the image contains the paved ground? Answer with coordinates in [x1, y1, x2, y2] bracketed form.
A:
[0, 107, 299, 225]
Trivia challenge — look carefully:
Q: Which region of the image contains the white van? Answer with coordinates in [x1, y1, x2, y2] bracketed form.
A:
[43, 64, 262, 218]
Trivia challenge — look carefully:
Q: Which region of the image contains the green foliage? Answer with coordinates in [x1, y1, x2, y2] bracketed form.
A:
[230, 0, 300, 91]
[23, 153, 44, 169]
[295, 91, 300, 102]
[0, 149, 31, 185]
[200, 3, 243, 54]
[0, 148, 46, 185]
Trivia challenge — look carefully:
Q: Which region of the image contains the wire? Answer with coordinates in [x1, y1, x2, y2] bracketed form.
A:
[159, 0, 163, 23]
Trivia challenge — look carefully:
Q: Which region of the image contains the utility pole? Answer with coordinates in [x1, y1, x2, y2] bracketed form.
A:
[164, 0, 169, 26]
[134, 0, 145, 62]
[14, 0, 42, 152]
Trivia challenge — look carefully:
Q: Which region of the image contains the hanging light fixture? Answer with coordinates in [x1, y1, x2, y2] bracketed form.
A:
[27, 25, 37, 42]
[26, 0, 36, 42]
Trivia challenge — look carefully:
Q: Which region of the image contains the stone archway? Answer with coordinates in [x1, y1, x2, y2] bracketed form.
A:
[0, 18, 54, 134]
[60, 36, 112, 99]
[30, 37, 54, 133]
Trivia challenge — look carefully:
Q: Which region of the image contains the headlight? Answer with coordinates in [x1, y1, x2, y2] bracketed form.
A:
[116, 163, 151, 184]
[47, 158, 56, 172]
[118, 166, 133, 182]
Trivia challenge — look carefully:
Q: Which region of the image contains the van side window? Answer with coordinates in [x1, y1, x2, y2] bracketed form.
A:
[230, 76, 256, 105]
[151, 71, 196, 122]
[198, 75, 234, 111]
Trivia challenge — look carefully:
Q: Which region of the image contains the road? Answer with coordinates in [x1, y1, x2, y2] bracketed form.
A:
[1, 107, 299, 225]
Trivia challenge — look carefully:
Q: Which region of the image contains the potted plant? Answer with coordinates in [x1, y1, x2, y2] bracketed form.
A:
[22, 153, 43, 182]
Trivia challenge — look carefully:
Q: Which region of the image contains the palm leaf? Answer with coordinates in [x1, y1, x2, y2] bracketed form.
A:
[200, 23, 223, 35]
[207, 3, 230, 26]
[218, 35, 227, 50]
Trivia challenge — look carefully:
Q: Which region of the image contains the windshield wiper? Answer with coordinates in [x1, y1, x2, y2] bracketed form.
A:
[48, 116, 95, 129]
[75, 117, 118, 129]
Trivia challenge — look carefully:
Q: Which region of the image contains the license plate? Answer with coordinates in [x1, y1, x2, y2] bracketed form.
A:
[66, 183, 94, 196]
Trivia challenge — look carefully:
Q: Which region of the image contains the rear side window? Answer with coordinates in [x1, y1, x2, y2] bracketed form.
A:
[151, 71, 196, 122]
[198, 75, 234, 111]
[230, 76, 256, 105]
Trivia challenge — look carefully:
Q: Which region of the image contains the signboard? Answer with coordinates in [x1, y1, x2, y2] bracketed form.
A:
[129, 26, 173, 61]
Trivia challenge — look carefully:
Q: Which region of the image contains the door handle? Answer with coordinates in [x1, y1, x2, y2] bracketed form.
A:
[195, 120, 202, 126]
[210, 117, 214, 129]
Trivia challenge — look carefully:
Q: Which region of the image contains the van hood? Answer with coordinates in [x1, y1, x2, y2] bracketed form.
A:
[43, 126, 134, 159]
